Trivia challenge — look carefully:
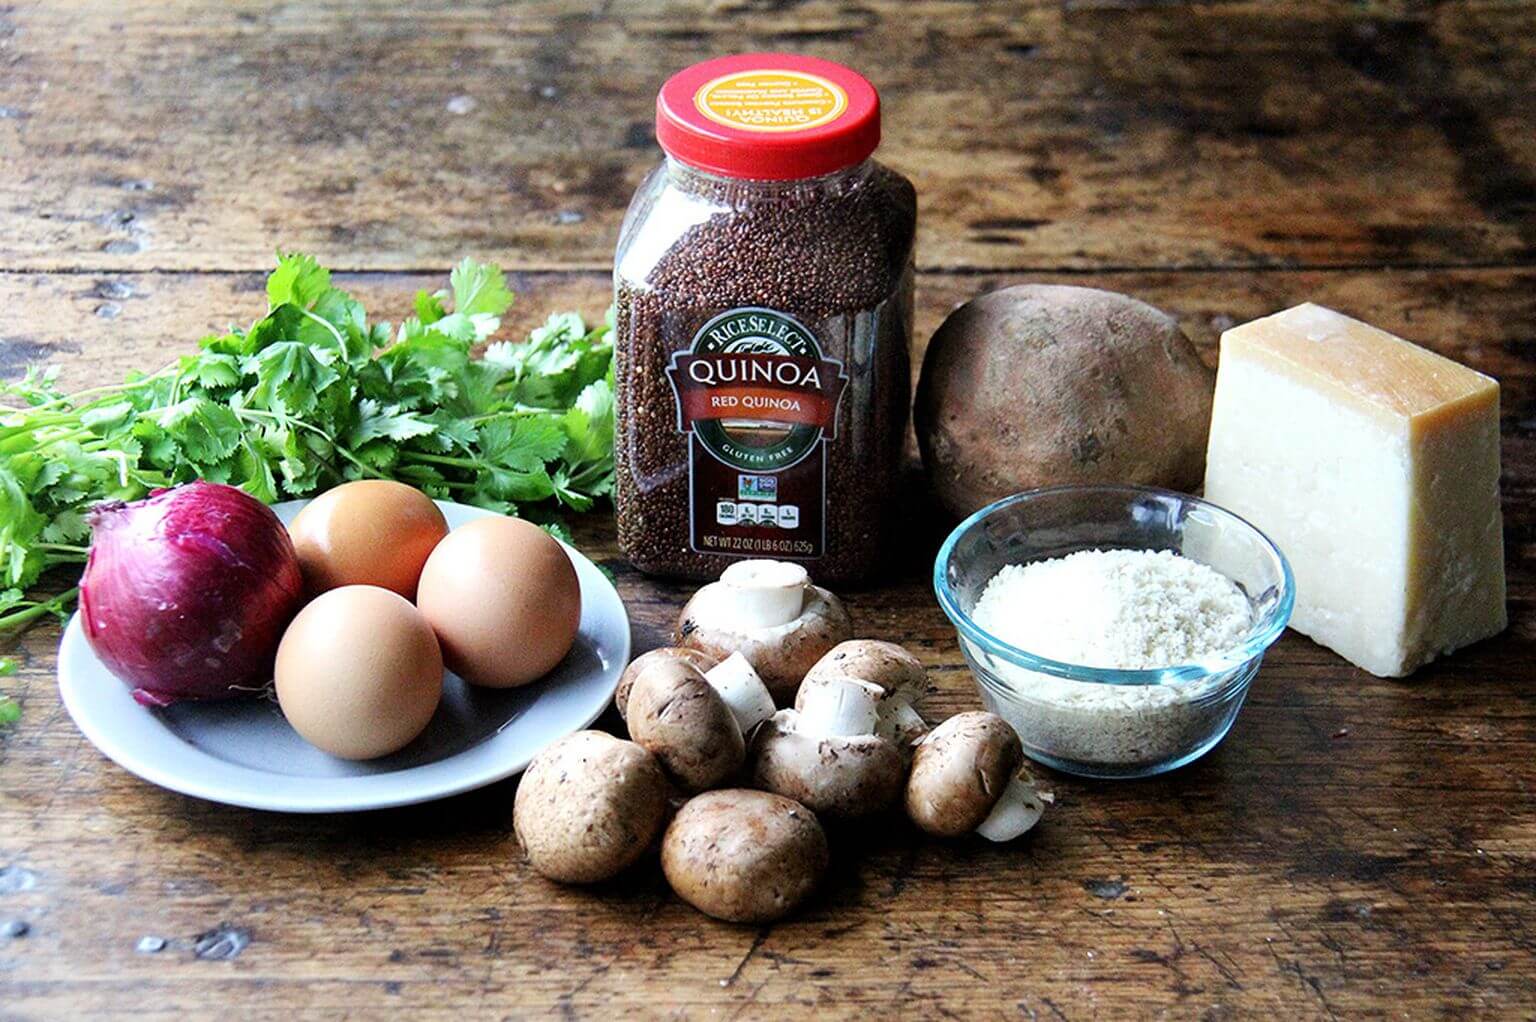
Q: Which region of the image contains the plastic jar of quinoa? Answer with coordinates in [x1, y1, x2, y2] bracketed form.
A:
[614, 53, 917, 584]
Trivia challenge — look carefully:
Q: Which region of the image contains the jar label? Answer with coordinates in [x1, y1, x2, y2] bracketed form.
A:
[666, 308, 848, 559]
[694, 69, 849, 134]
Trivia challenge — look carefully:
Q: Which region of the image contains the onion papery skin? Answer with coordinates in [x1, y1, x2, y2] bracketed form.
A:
[80, 481, 304, 707]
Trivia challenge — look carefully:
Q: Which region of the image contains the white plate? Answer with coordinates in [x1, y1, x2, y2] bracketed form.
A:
[57, 500, 630, 813]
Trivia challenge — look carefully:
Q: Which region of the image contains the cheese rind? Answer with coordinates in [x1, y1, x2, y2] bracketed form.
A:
[1203, 303, 1505, 677]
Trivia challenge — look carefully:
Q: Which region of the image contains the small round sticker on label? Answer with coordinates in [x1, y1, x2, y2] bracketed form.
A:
[694, 69, 849, 134]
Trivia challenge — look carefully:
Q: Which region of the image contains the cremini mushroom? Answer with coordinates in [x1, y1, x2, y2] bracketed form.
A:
[801, 639, 931, 759]
[625, 656, 747, 793]
[661, 789, 829, 923]
[615, 646, 719, 720]
[751, 675, 906, 820]
[904, 711, 1046, 842]
[676, 560, 852, 704]
[513, 730, 670, 884]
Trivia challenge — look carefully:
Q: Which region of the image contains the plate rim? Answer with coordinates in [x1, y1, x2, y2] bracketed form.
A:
[56, 499, 629, 813]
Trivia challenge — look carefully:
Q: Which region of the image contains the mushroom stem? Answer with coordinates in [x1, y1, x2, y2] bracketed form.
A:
[719, 559, 809, 628]
[975, 770, 1045, 843]
[797, 676, 882, 737]
[705, 653, 777, 735]
[876, 700, 928, 749]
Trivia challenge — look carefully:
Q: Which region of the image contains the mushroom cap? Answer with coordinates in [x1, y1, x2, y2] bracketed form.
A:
[905, 711, 1024, 837]
[801, 639, 929, 706]
[615, 646, 719, 720]
[626, 657, 745, 793]
[513, 730, 669, 884]
[750, 709, 905, 820]
[661, 789, 828, 923]
[676, 584, 852, 704]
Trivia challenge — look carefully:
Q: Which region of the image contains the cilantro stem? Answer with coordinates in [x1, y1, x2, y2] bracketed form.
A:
[0, 427, 95, 456]
[166, 367, 187, 407]
[0, 417, 78, 446]
[36, 543, 89, 556]
[0, 373, 167, 415]
[563, 462, 610, 487]
[463, 408, 549, 424]
[402, 452, 483, 470]
[0, 410, 74, 429]
[297, 307, 348, 352]
[0, 587, 79, 635]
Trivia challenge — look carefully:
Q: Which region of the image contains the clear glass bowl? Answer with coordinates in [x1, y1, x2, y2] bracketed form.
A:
[933, 485, 1294, 779]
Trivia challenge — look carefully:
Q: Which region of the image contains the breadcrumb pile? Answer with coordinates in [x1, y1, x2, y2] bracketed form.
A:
[973, 548, 1252, 670]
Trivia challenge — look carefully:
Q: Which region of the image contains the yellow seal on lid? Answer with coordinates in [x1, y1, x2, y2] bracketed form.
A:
[694, 69, 850, 134]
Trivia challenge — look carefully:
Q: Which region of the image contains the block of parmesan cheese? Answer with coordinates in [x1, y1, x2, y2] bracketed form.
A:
[1204, 303, 1505, 677]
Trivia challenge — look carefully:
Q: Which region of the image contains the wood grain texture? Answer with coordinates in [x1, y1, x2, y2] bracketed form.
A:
[2, 266, 1534, 1018]
[1, 2, 1535, 273]
[4, 0, 1536, 1016]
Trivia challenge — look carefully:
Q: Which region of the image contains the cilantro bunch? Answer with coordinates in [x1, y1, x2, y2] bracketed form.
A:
[0, 253, 614, 637]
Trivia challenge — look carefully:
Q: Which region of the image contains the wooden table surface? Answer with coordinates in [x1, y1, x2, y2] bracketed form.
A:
[3, 2, 1535, 1018]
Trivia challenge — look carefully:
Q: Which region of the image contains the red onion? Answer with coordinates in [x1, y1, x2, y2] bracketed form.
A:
[80, 481, 304, 707]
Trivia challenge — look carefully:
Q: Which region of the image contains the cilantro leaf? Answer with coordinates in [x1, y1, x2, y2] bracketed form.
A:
[41, 509, 90, 544]
[552, 467, 595, 512]
[157, 397, 243, 464]
[81, 400, 137, 434]
[0, 467, 52, 588]
[401, 312, 478, 346]
[480, 465, 555, 503]
[450, 258, 515, 319]
[349, 400, 436, 446]
[479, 416, 568, 472]
[246, 342, 340, 416]
[0, 654, 17, 726]
[488, 312, 613, 409]
[419, 413, 478, 454]
[180, 351, 243, 389]
[236, 438, 279, 504]
[266, 251, 333, 309]
[415, 289, 448, 325]
[562, 378, 615, 466]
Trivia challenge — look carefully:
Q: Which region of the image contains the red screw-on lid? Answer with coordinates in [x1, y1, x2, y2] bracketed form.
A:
[655, 54, 881, 180]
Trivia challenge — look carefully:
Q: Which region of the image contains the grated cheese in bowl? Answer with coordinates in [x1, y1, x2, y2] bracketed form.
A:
[966, 549, 1259, 776]
[972, 549, 1253, 670]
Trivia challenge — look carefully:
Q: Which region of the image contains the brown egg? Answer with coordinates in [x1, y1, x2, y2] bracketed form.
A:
[288, 480, 449, 598]
[416, 517, 581, 688]
[274, 585, 444, 760]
